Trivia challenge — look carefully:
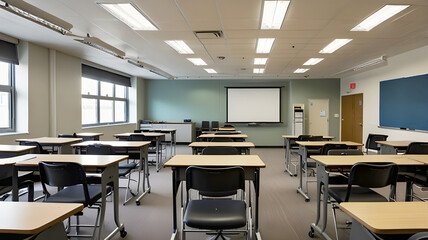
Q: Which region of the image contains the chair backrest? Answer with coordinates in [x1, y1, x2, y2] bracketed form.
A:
[309, 135, 324, 141]
[127, 134, 148, 141]
[406, 142, 428, 154]
[58, 133, 77, 138]
[223, 124, 234, 128]
[346, 162, 398, 202]
[297, 135, 312, 141]
[211, 121, 219, 129]
[327, 149, 364, 155]
[321, 144, 349, 155]
[134, 130, 142, 133]
[211, 137, 233, 142]
[86, 144, 115, 155]
[38, 161, 90, 201]
[0, 165, 13, 181]
[365, 134, 388, 151]
[408, 232, 428, 240]
[201, 146, 240, 155]
[20, 141, 49, 154]
[201, 121, 210, 131]
[186, 166, 245, 194]
[214, 132, 239, 135]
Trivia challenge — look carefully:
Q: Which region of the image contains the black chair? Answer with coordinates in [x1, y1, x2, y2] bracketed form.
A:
[39, 161, 108, 239]
[326, 149, 363, 185]
[328, 162, 398, 240]
[327, 149, 364, 155]
[201, 121, 210, 131]
[210, 137, 233, 142]
[365, 134, 388, 154]
[223, 124, 234, 128]
[184, 166, 247, 239]
[58, 133, 77, 138]
[403, 142, 428, 201]
[211, 121, 219, 131]
[127, 134, 163, 171]
[19, 141, 49, 154]
[0, 165, 34, 202]
[408, 232, 428, 240]
[320, 144, 349, 155]
[86, 144, 138, 203]
[406, 142, 428, 154]
[201, 146, 240, 155]
[214, 132, 239, 135]
[134, 130, 142, 133]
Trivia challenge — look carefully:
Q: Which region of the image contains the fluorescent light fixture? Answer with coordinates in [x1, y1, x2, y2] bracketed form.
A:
[204, 68, 217, 74]
[254, 58, 268, 65]
[256, 38, 275, 54]
[128, 59, 175, 79]
[253, 68, 265, 74]
[261, 1, 290, 29]
[303, 58, 324, 65]
[0, 0, 73, 35]
[75, 36, 125, 59]
[319, 39, 352, 54]
[294, 68, 309, 73]
[352, 56, 386, 71]
[187, 58, 207, 66]
[165, 40, 194, 54]
[98, 2, 158, 31]
[351, 5, 410, 31]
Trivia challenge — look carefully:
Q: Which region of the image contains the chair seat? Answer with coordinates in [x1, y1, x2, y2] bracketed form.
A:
[44, 184, 109, 206]
[328, 175, 348, 185]
[328, 186, 388, 204]
[118, 162, 137, 176]
[185, 199, 246, 230]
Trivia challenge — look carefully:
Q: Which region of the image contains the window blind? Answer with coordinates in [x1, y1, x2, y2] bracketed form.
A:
[82, 64, 131, 87]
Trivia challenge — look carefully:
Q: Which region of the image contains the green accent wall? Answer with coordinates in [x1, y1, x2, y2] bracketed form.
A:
[144, 79, 340, 146]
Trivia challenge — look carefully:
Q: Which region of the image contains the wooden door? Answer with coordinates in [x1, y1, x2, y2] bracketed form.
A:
[341, 94, 363, 143]
[308, 99, 329, 136]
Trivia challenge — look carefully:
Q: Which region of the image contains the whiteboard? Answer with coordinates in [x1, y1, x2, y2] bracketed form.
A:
[227, 88, 281, 123]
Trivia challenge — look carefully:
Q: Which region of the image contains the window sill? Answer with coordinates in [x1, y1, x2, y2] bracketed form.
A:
[0, 131, 29, 137]
[82, 122, 136, 129]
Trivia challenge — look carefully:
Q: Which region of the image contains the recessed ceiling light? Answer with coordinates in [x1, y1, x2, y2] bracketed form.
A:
[253, 68, 265, 74]
[254, 58, 268, 65]
[165, 40, 194, 54]
[351, 5, 410, 31]
[294, 68, 309, 73]
[303, 58, 324, 65]
[256, 38, 275, 54]
[319, 39, 352, 54]
[204, 68, 217, 73]
[187, 58, 207, 66]
[98, 3, 158, 31]
[261, 1, 290, 30]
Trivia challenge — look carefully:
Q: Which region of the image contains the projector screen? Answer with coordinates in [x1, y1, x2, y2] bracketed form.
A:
[227, 87, 281, 123]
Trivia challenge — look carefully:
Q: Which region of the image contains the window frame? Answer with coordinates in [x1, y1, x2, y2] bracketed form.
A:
[81, 77, 129, 127]
[0, 63, 15, 133]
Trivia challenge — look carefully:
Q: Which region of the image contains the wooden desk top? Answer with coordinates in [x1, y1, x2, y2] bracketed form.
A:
[340, 202, 428, 235]
[0, 144, 36, 152]
[404, 155, 428, 164]
[0, 155, 32, 165]
[165, 155, 265, 168]
[15, 137, 83, 145]
[376, 141, 413, 147]
[219, 127, 236, 131]
[311, 155, 424, 167]
[202, 131, 242, 134]
[72, 141, 150, 148]
[198, 134, 248, 138]
[296, 141, 362, 147]
[75, 132, 104, 137]
[15, 154, 128, 168]
[282, 135, 335, 139]
[0, 202, 83, 234]
[113, 132, 165, 138]
[189, 142, 255, 148]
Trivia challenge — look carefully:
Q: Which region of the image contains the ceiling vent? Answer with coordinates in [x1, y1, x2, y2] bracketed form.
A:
[194, 30, 223, 39]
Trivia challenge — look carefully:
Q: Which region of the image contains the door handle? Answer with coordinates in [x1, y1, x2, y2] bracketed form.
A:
[359, 123, 363, 126]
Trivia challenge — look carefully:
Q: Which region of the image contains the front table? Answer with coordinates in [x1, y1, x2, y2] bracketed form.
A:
[165, 155, 266, 240]
[15, 154, 129, 240]
[308, 154, 425, 240]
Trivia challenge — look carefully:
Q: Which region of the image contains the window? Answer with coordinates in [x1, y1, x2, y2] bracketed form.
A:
[0, 61, 15, 132]
[81, 77, 129, 126]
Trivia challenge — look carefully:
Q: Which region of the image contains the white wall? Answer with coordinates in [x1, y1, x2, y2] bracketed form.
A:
[341, 45, 428, 142]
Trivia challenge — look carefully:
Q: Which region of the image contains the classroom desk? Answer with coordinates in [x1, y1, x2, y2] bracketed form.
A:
[309, 155, 425, 240]
[218, 127, 236, 131]
[0, 202, 83, 240]
[150, 129, 177, 158]
[296, 141, 363, 201]
[340, 202, 428, 239]
[0, 144, 35, 158]
[197, 133, 248, 142]
[376, 141, 413, 154]
[164, 155, 266, 240]
[188, 142, 255, 155]
[114, 132, 165, 171]
[75, 132, 104, 141]
[282, 136, 335, 176]
[15, 137, 82, 154]
[15, 154, 129, 240]
[71, 140, 151, 205]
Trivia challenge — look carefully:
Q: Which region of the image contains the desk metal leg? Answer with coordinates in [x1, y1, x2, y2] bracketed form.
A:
[136, 145, 151, 205]
[12, 166, 19, 201]
[284, 138, 295, 176]
[192, 147, 197, 155]
[297, 146, 310, 201]
[171, 168, 179, 239]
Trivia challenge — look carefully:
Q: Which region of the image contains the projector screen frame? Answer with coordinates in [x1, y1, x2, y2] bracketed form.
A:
[225, 86, 283, 124]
